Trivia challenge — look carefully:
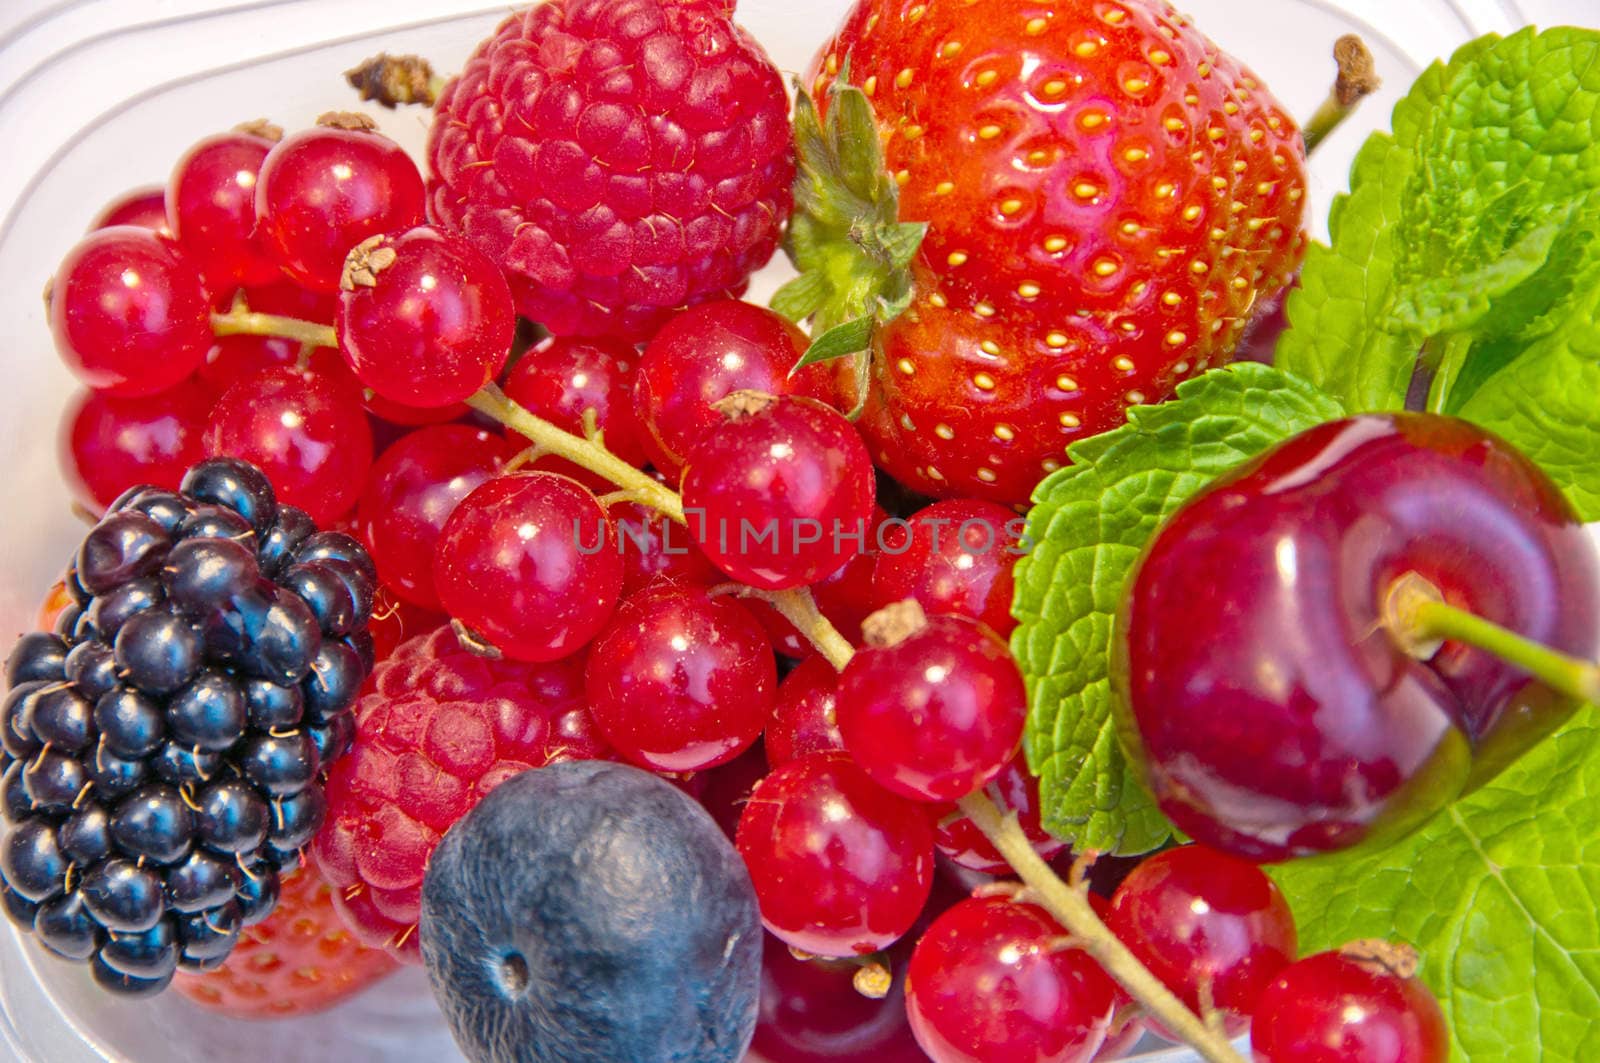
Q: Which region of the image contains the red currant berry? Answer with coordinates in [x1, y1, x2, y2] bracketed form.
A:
[89, 186, 168, 232]
[167, 130, 282, 289]
[336, 225, 513, 407]
[837, 603, 1027, 802]
[241, 280, 339, 323]
[906, 896, 1117, 1063]
[585, 582, 775, 772]
[875, 499, 1024, 637]
[49, 228, 211, 396]
[255, 119, 426, 292]
[1252, 948, 1448, 1063]
[502, 335, 650, 490]
[356, 425, 519, 610]
[681, 393, 876, 591]
[736, 753, 934, 957]
[202, 364, 374, 523]
[753, 933, 928, 1063]
[633, 300, 840, 474]
[766, 655, 845, 769]
[60, 379, 212, 510]
[933, 755, 1065, 873]
[433, 472, 622, 662]
[1107, 845, 1298, 1037]
[612, 501, 719, 595]
[697, 745, 770, 841]
[197, 333, 301, 391]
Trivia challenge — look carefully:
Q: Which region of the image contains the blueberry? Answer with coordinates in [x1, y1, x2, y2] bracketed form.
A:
[114, 610, 203, 695]
[58, 803, 114, 865]
[302, 641, 365, 723]
[121, 488, 198, 534]
[165, 670, 248, 752]
[200, 581, 322, 685]
[2, 882, 41, 927]
[165, 850, 241, 913]
[86, 576, 166, 639]
[24, 686, 94, 753]
[78, 512, 171, 595]
[420, 762, 761, 1063]
[2, 760, 31, 822]
[194, 779, 268, 855]
[100, 915, 179, 980]
[234, 859, 280, 926]
[23, 749, 88, 814]
[239, 732, 318, 797]
[6, 632, 68, 686]
[94, 687, 166, 759]
[2, 818, 67, 902]
[80, 858, 165, 932]
[176, 900, 242, 966]
[281, 561, 361, 637]
[35, 892, 102, 961]
[65, 641, 119, 701]
[150, 742, 220, 787]
[110, 785, 194, 864]
[267, 786, 326, 853]
[181, 457, 278, 535]
[243, 678, 303, 731]
[89, 745, 151, 799]
[175, 505, 255, 543]
[91, 950, 174, 997]
[2, 682, 44, 759]
[257, 504, 316, 579]
[163, 537, 259, 614]
[307, 712, 356, 766]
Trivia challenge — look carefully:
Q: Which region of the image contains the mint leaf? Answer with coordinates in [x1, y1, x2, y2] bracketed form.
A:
[1271, 708, 1600, 1060]
[1011, 364, 1344, 855]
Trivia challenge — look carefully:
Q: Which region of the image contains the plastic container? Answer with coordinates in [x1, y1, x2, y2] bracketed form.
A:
[0, 1, 1593, 1061]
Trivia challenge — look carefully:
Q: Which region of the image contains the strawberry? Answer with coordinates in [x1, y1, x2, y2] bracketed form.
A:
[777, 0, 1308, 504]
[173, 863, 398, 1019]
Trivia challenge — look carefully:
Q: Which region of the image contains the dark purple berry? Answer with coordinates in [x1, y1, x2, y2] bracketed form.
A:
[109, 785, 194, 864]
[165, 850, 240, 913]
[194, 779, 268, 854]
[91, 950, 173, 996]
[25, 686, 94, 753]
[85, 577, 166, 640]
[2, 819, 67, 902]
[164, 670, 247, 752]
[256, 505, 316, 578]
[100, 916, 179, 980]
[80, 858, 165, 932]
[78, 512, 171, 595]
[302, 641, 363, 722]
[64, 641, 119, 700]
[267, 785, 326, 853]
[88, 745, 150, 799]
[120, 488, 198, 534]
[243, 677, 302, 730]
[150, 742, 221, 787]
[176, 899, 242, 966]
[58, 803, 114, 865]
[234, 859, 280, 925]
[175, 505, 254, 543]
[239, 732, 317, 797]
[94, 687, 166, 759]
[281, 561, 359, 636]
[6, 633, 68, 686]
[35, 892, 102, 961]
[114, 610, 203, 695]
[163, 537, 258, 613]
[181, 456, 277, 535]
[3, 760, 30, 822]
[24, 749, 89, 813]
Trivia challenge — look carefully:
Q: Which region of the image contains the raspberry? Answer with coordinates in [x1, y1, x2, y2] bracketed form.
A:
[310, 626, 612, 962]
[426, 0, 794, 340]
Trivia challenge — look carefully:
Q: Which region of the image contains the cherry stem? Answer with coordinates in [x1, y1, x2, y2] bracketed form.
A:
[1303, 34, 1381, 155]
[955, 793, 1248, 1063]
[1389, 575, 1600, 704]
[210, 309, 336, 349]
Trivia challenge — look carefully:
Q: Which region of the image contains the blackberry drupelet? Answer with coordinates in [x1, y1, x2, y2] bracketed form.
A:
[0, 457, 376, 996]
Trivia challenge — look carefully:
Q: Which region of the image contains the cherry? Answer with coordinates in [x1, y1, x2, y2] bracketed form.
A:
[432, 472, 622, 662]
[905, 896, 1117, 1063]
[502, 335, 650, 491]
[255, 118, 426, 293]
[736, 753, 934, 957]
[585, 582, 775, 773]
[61, 380, 212, 510]
[336, 225, 514, 407]
[681, 394, 876, 591]
[49, 228, 212, 396]
[753, 933, 929, 1063]
[633, 300, 841, 475]
[837, 604, 1026, 803]
[874, 499, 1025, 637]
[933, 755, 1064, 873]
[355, 425, 519, 610]
[1251, 948, 1448, 1063]
[89, 187, 169, 232]
[167, 130, 281, 289]
[766, 655, 846, 769]
[1106, 845, 1297, 1037]
[611, 501, 719, 595]
[1116, 413, 1600, 861]
[201, 365, 374, 524]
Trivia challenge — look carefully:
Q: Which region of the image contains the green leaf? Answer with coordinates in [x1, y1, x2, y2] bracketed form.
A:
[1011, 364, 1344, 855]
[1271, 707, 1600, 1060]
[771, 271, 829, 324]
[791, 316, 873, 373]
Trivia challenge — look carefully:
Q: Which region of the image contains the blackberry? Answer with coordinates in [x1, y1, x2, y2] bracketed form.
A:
[0, 457, 375, 996]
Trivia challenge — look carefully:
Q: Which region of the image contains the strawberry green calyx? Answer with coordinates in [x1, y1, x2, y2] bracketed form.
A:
[772, 77, 926, 388]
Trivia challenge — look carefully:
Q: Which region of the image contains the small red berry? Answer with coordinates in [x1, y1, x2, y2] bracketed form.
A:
[612, 501, 719, 595]
[88, 186, 169, 233]
[1251, 947, 1449, 1063]
[502, 335, 650, 489]
[874, 499, 1025, 637]
[933, 755, 1065, 873]
[167, 130, 282, 289]
[766, 654, 845, 769]
[60, 379, 212, 511]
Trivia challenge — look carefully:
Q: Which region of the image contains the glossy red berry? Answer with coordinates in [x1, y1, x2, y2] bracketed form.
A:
[197, 333, 301, 391]
[586, 582, 775, 773]
[681, 394, 876, 591]
[752, 510, 887, 656]
[433, 472, 622, 662]
[1107, 845, 1298, 1037]
[697, 745, 770, 842]
[60, 380, 212, 510]
[255, 120, 426, 293]
[753, 933, 928, 1063]
[49, 228, 212, 396]
[356, 425, 519, 610]
[242, 280, 338, 323]
[633, 301, 840, 474]
[167, 130, 282, 289]
[906, 896, 1117, 1063]
[933, 755, 1064, 873]
[612, 501, 719, 595]
[736, 753, 934, 957]
[875, 499, 1025, 637]
[89, 187, 169, 232]
[837, 605, 1026, 803]
[502, 335, 650, 490]
[202, 365, 374, 524]
[336, 225, 514, 407]
[1252, 949, 1449, 1063]
[766, 655, 845, 769]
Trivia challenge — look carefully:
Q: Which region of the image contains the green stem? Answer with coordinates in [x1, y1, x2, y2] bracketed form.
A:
[1302, 35, 1381, 156]
[210, 310, 336, 349]
[956, 794, 1248, 1063]
[766, 588, 855, 670]
[1423, 333, 1472, 414]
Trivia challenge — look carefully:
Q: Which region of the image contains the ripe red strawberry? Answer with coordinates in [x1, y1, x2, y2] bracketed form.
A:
[782, 0, 1308, 503]
[426, 0, 794, 341]
[174, 864, 398, 1019]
